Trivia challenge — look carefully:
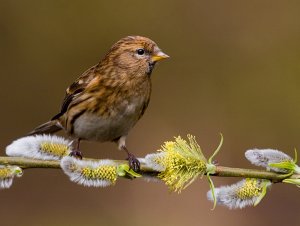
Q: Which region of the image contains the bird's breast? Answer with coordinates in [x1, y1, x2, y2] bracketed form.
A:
[72, 96, 147, 142]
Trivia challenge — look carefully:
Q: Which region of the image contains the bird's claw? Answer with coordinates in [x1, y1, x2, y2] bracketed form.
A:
[69, 150, 83, 159]
[127, 153, 140, 172]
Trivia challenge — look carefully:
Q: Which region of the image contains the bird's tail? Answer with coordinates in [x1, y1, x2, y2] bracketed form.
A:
[28, 120, 62, 136]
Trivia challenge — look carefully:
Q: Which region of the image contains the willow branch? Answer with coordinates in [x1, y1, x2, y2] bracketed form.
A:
[0, 156, 298, 182]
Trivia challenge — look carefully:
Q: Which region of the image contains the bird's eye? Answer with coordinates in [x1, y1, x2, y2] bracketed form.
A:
[136, 48, 145, 55]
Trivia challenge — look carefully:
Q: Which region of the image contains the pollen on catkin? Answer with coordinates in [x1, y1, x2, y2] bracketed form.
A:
[156, 135, 207, 192]
[60, 156, 118, 187]
[236, 178, 261, 199]
[245, 149, 298, 173]
[144, 152, 167, 172]
[6, 135, 72, 160]
[0, 165, 23, 189]
[207, 178, 271, 209]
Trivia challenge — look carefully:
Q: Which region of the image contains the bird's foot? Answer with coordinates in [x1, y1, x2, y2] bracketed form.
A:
[126, 153, 140, 172]
[69, 150, 83, 159]
[69, 138, 82, 159]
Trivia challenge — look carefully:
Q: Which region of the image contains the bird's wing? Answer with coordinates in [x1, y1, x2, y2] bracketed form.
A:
[51, 65, 98, 120]
[138, 98, 150, 120]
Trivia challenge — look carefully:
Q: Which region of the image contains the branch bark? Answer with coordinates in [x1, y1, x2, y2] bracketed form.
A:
[0, 156, 299, 182]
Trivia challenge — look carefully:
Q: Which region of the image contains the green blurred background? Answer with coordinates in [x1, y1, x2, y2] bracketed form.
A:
[1, 0, 300, 225]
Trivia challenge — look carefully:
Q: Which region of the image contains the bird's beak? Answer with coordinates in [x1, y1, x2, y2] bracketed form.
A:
[152, 51, 170, 62]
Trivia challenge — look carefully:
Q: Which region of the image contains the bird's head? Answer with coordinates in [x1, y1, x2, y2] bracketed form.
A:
[102, 36, 169, 77]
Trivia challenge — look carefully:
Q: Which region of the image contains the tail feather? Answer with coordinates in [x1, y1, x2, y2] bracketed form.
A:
[28, 120, 62, 136]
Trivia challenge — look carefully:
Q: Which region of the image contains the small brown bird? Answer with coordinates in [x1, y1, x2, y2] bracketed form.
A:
[29, 36, 169, 171]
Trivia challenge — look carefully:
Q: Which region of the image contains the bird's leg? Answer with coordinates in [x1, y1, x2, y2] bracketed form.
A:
[116, 136, 140, 171]
[122, 146, 140, 172]
[69, 138, 83, 159]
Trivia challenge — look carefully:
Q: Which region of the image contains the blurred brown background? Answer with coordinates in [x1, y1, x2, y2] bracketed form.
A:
[1, 0, 300, 225]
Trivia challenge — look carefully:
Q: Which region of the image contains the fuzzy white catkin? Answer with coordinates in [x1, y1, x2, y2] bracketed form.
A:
[6, 135, 72, 160]
[0, 177, 14, 189]
[0, 166, 23, 189]
[144, 152, 166, 172]
[60, 156, 117, 187]
[207, 179, 270, 209]
[245, 149, 293, 173]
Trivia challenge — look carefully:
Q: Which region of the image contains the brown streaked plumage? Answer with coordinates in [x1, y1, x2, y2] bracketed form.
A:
[29, 36, 169, 171]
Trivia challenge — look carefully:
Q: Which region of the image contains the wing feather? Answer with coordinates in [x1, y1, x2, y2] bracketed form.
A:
[52, 65, 98, 120]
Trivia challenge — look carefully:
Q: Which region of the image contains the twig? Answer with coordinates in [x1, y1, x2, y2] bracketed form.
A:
[0, 156, 298, 182]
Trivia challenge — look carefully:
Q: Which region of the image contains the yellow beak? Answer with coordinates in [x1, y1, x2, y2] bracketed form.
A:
[151, 51, 170, 62]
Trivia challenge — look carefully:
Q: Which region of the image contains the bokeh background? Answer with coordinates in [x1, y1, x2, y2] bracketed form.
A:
[1, 0, 300, 225]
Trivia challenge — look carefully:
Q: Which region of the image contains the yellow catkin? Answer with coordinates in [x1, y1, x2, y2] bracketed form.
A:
[0, 168, 12, 178]
[81, 166, 117, 183]
[237, 178, 261, 199]
[156, 136, 207, 192]
[158, 152, 206, 192]
[40, 142, 69, 156]
[154, 155, 166, 165]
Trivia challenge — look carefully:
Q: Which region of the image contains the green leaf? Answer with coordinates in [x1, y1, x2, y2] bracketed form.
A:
[208, 133, 223, 164]
[254, 180, 269, 206]
[117, 164, 142, 178]
[293, 148, 298, 163]
[207, 173, 216, 210]
[283, 178, 300, 187]
[268, 161, 296, 171]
